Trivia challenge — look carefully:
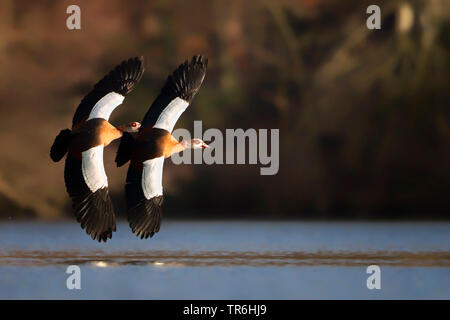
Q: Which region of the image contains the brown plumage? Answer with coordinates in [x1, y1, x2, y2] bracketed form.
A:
[68, 119, 124, 156]
[133, 128, 180, 160]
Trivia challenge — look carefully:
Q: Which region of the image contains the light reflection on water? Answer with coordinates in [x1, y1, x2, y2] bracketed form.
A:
[0, 221, 449, 299]
[1, 250, 449, 267]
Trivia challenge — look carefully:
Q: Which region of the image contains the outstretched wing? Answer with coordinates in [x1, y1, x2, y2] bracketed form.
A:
[120, 55, 208, 238]
[140, 54, 208, 132]
[125, 156, 164, 239]
[64, 147, 116, 242]
[72, 57, 145, 127]
[114, 55, 208, 168]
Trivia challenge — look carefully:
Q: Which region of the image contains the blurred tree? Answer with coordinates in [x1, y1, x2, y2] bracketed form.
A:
[0, 0, 448, 219]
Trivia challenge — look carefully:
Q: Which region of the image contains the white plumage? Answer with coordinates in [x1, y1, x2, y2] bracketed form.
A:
[152, 97, 189, 133]
[142, 156, 165, 199]
[87, 92, 125, 121]
[82, 145, 108, 192]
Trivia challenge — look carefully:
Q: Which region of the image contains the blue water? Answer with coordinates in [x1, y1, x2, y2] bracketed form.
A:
[0, 221, 449, 299]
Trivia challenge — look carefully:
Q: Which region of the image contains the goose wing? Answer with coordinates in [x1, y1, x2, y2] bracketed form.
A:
[140, 54, 208, 132]
[72, 57, 144, 127]
[125, 157, 164, 239]
[114, 55, 207, 167]
[121, 55, 208, 239]
[64, 57, 144, 242]
[64, 147, 116, 242]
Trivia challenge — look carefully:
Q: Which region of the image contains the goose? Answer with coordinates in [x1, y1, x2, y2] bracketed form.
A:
[50, 57, 145, 242]
[115, 55, 208, 239]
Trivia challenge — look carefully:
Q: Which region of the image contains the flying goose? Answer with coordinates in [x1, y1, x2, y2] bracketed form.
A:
[115, 55, 208, 239]
[50, 57, 145, 242]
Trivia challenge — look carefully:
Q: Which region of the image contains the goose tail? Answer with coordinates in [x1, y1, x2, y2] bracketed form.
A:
[50, 129, 72, 162]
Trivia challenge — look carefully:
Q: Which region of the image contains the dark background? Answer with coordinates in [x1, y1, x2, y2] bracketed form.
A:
[0, 0, 449, 220]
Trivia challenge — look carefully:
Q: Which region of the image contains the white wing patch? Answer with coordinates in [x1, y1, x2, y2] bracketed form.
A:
[87, 92, 125, 121]
[82, 145, 108, 192]
[142, 156, 165, 199]
[153, 97, 189, 132]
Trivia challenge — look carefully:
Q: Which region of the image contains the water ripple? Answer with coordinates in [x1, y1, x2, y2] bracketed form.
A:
[0, 250, 449, 267]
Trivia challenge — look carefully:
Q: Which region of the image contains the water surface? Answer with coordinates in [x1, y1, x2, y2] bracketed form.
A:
[0, 221, 448, 299]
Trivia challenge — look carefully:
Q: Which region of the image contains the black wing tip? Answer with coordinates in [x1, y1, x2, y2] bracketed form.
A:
[111, 56, 145, 96]
[121, 56, 145, 74]
[192, 54, 208, 68]
[182, 54, 208, 69]
[83, 219, 116, 243]
[162, 54, 208, 102]
[64, 153, 116, 242]
[127, 196, 163, 240]
[72, 56, 145, 126]
[90, 227, 115, 242]
[64, 156, 117, 243]
[120, 55, 144, 67]
[73, 188, 117, 243]
[91, 55, 145, 96]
